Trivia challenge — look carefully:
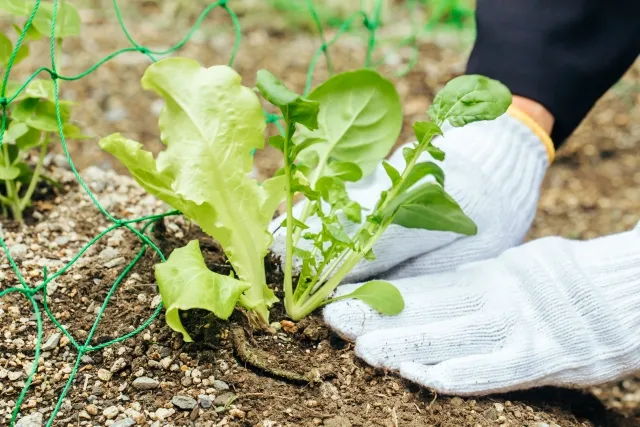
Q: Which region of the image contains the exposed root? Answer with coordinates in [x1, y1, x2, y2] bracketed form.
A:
[230, 326, 325, 384]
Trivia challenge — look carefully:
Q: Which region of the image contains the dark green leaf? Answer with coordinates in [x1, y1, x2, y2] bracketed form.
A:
[427, 75, 511, 127]
[333, 280, 404, 315]
[288, 98, 319, 130]
[413, 121, 442, 144]
[291, 137, 323, 159]
[427, 144, 445, 161]
[15, 125, 41, 150]
[385, 182, 477, 235]
[382, 160, 401, 186]
[398, 161, 444, 192]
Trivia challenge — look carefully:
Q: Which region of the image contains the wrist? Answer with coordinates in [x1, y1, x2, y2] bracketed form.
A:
[507, 96, 556, 163]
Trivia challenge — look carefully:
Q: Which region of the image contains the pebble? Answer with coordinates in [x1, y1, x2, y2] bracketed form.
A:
[98, 368, 112, 381]
[132, 376, 160, 390]
[9, 243, 27, 261]
[105, 257, 126, 268]
[54, 236, 69, 246]
[110, 357, 127, 373]
[450, 397, 464, 406]
[99, 247, 119, 262]
[213, 392, 236, 407]
[52, 154, 71, 169]
[8, 370, 23, 381]
[112, 418, 136, 427]
[86, 404, 98, 415]
[16, 412, 43, 427]
[103, 405, 119, 419]
[323, 415, 352, 427]
[532, 423, 550, 427]
[41, 333, 61, 351]
[494, 402, 505, 413]
[198, 394, 213, 408]
[213, 379, 229, 391]
[154, 408, 175, 420]
[229, 408, 246, 419]
[172, 394, 197, 410]
[151, 295, 162, 308]
[81, 355, 94, 364]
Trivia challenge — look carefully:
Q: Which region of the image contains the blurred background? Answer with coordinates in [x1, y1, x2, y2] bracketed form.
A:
[1, 0, 639, 244]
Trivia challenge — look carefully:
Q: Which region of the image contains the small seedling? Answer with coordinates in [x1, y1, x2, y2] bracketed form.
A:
[0, 0, 85, 221]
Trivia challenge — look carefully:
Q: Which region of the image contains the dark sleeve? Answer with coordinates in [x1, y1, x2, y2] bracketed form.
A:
[465, 0, 640, 146]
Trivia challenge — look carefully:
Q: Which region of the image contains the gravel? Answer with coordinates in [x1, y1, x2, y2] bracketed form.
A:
[132, 376, 160, 390]
[41, 333, 61, 351]
[172, 394, 197, 410]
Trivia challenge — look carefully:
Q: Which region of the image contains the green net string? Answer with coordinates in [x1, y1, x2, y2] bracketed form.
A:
[0, 0, 421, 424]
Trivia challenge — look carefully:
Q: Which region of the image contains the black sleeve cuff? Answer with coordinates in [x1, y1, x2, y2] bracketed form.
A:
[465, 0, 640, 146]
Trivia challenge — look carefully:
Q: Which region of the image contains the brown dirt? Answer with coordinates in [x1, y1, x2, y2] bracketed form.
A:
[0, 0, 639, 426]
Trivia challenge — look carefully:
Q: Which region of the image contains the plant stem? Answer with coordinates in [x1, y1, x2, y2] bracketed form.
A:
[283, 119, 296, 316]
[20, 133, 50, 211]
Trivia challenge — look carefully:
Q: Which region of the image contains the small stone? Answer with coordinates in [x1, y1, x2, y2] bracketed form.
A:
[270, 321, 282, 331]
[16, 412, 43, 427]
[98, 369, 112, 381]
[41, 333, 61, 351]
[281, 320, 298, 334]
[81, 355, 94, 364]
[110, 357, 127, 373]
[181, 376, 192, 386]
[172, 394, 197, 410]
[155, 408, 175, 420]
[105, 257, 126, 268]
[78, 411, 91, 420]
[85, 404, 98, 415]
[8, 371, 22, 381]
[160, 357, 172, 369]
[323, 415, 352, 427]
[99, 247, 119, 262]
[484, 408, 499, 421]
[494, 402, 505, 413]
[54, 236, 69, 246]
[151, 295, 162, 308]
[112, 418, 136, 427]
[198, 394, 213, 408]
[132, 376, 160, 390]
[229, 408, 245, 419]
[450, 397, 464, 406]
[213, 379, 229, 391]
[9, 244, 27, 261]
[103, 405, 119, 419]
[532, 424, 550, 427]
[213, 392, 236, 406]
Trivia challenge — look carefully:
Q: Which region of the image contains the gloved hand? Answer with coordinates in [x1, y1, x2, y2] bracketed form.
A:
[323, 223, 640, 396]
[270, 107, 553, 283]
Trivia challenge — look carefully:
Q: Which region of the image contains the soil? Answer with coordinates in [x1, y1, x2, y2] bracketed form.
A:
[0, 0, 639, 426]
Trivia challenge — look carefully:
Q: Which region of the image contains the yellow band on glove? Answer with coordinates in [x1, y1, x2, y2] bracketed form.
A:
[507, 105, 555, 163]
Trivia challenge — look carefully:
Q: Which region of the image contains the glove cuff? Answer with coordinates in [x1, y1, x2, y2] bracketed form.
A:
[507, 105, 555, 163]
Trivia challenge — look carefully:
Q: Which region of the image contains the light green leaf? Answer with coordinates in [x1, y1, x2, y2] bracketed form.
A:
[398, 161, 445, 192]
[0, 32, 13, 65]
[325, 160, 362, 182]
[385, 182, 477, 235]
[12, 98, 71, 131]
[100, 58, 285, 323]
[427, 75, 511, 127]
[0, 164, 20, 179]
[256, 69, 319, 130]
[155, 240, 251, 342]
[343, 200, 361, 223]
[13, 23, 42, 41]
[316, 176, 347, 205]
[0, 0, 29, 15]
[15, 125, 41, 150]
[412, 121, 442, 144]
[63, 123, 91, 139]
[291, 137, 322, 159]
[295, 69, 402, 177]
[332, 280, 404, 315]
[24, 79, 55, 101]
[1, 120, 29, 144]
[30, 1, 81, 38]
[325, 224, 352, 246]
[13, 42, 28, 65]
[382, 160, 401, 186]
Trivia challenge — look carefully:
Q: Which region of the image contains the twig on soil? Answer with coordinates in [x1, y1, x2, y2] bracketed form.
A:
[230, 326, 325, 384]
[238, 392, 295, 400]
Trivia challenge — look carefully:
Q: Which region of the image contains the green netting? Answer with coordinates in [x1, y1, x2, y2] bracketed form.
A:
[0, 0, 423, 424]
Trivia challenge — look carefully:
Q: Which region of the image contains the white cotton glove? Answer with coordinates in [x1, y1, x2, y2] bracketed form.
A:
[323, 222, 640, 396]
[270, 108, 552, 282]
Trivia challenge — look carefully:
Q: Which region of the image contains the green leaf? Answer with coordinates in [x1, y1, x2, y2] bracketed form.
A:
[333, 280, 404, 315]
[1, 120, 29, 144]
[13, 42, 28, 65]
[0, 0, 29, 15]
[385, 182, 477, 235]
[0, 164, 20, 179]
[294, 69, 402, 177]
[281, 217, 309, 231]
[427, 75, 511, 127]
[12, 98, 71, 132]
[155, 240, 251, 342]
[255, 69, 319, 130]
[413, 121, 442, 144]
[268, 135, 284, 151]
[325, 224, 352, 246]
[15, 125, 41, 150]
[100, 58, 285, 322]
[325, 160, 362, 182]
[24, 79, 55, 101]
[343, 200, 361, 223]
[316, 176, 347, 205]
[291, 137, 322, 159]
[427, 145, 446, 161]
[398, 161, 444, 192]
[13, 23, 42, 41]
[30, 1, 82, 38]
[0, 32, 13, 65]
[63, 123, 91, 139]
[382, 160, 401, 186]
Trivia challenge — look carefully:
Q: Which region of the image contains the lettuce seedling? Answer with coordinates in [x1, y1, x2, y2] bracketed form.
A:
[258, 71, 511, 320]
[0, 0, 85, 222]
[100, 58, 287, 340]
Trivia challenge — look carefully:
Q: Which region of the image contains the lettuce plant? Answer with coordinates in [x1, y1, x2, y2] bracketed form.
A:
[256, 70, 511, 320]
[100, 58, 287, 340]
[0, 0, 85, 222]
